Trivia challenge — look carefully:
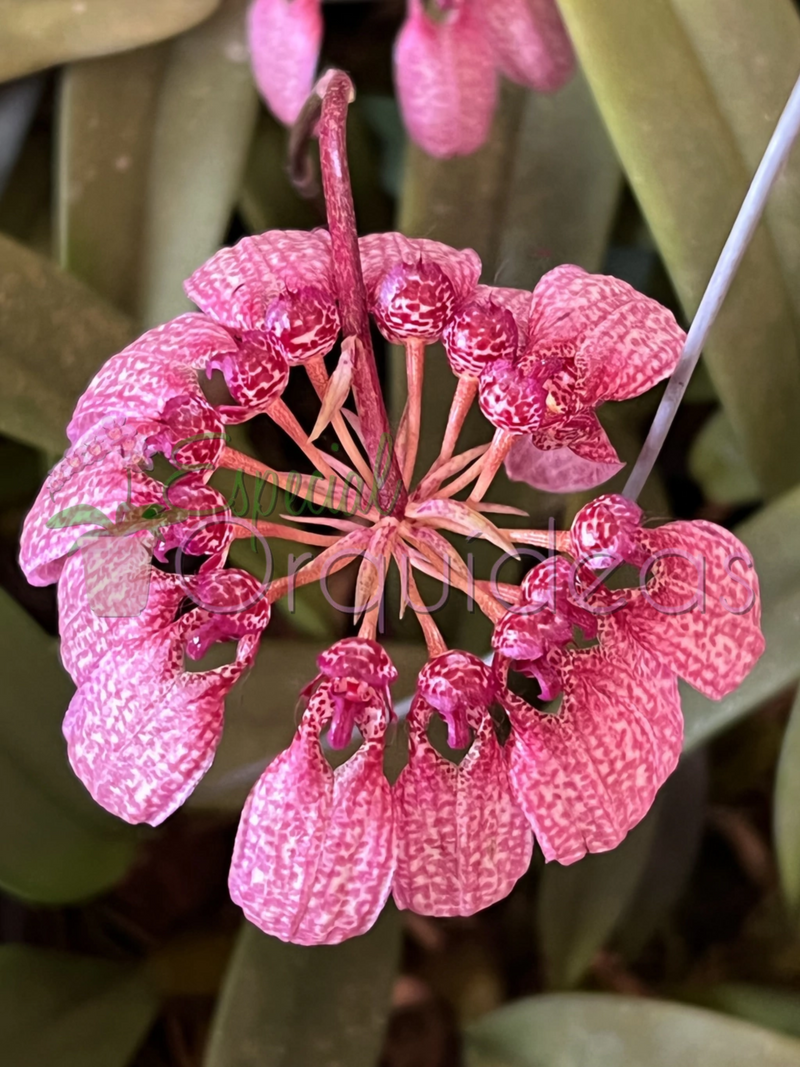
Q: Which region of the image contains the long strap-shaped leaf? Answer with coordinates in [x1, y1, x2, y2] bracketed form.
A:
[557, 0, 800, 498]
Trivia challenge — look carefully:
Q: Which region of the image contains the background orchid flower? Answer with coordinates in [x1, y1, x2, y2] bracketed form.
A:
[247, 0, 323, 126]
[482, 0, 575, 93]
[394, 0, 497, 160]
[393, 652, 533, 916]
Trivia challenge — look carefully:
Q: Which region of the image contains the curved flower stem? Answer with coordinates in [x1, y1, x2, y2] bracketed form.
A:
[404, 569, 448, 658]
[268, 398, 338, 480]
[401, 338, 426, 487]
[294, 70, 407, 518]
[249, 521, 340, 547]
[266, 527, 372, 604]
[438, 376, 478, 464]
[624, 71, 800, 502]
[305, 358, 375, 487]
[467, 429, 515, 504]
[415, 442, 490, 500]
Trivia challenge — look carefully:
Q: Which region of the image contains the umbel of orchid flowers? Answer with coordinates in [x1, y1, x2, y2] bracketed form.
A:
[20, 70, 764, 946]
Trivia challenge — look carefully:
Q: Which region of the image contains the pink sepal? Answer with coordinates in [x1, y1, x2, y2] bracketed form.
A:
[482, 0, 575, 92]
[229, 684, 395, 945]
[394, 0, 497, 159]
[393, 695, 532, 916]
[63, 622, 258, 827]
[527, 266, 685, 405]
[505, 433, 624, 493]
[498, 629, 683, 865]
[247, 0, 323, 126]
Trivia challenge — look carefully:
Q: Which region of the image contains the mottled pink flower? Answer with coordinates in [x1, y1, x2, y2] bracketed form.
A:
[63, 567, 269, 825]
[68, 314, 287, 438]
[185, 229, 339, 367]
[359, 233, 481, 344]
[393, 652, 532, 916]
[229, 647, 395, 944]
[475, 267, 685, 490]
[571, 495, 765, 699]
[248, 0, 323, 126]
[394, 0, 497, 159]
[481, 0, 574, 92]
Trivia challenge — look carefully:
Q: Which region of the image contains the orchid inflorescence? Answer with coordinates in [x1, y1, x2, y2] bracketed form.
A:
[19, 71, 764, 946]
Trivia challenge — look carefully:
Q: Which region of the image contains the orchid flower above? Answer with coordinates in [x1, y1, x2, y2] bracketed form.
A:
[19, 71, 764, 946]
[247, 0, 575, 157]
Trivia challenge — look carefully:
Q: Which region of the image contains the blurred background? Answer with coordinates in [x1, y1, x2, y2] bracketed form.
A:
[3, 1, 800, 1065]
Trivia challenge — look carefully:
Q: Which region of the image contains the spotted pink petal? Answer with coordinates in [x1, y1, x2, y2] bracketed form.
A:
[185, 231, 339, 365]
[316, 636, 399, 690]
[359, 233, 481, 343]
[417, 650, 496, 748]
[527, 266, 685, 404]
[64, 621, 258, 827]
[393, 695, 532, 917]
[481, 0, 575, 92]
[247, 0, 322, 126]
[19, 450, 162, 587]
[498, 626, 684, 864]
[67, 315, 248, 445]
[394, 0, 497, 159]
[229, 684, 395, 945]
[505, 434, 624, 493]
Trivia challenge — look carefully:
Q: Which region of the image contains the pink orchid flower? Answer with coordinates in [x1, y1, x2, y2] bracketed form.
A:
[19, 70, 765, 948]
[229, 638, 395, 945]
[393, 652, 533, 916]
[469, 266, 686, 493]
[64, 566, 269, 825]
[248, 0, 323, 126]
[246, 0, 573, 159]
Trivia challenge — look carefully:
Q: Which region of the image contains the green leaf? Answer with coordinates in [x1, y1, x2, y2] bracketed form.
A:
[495, 71, 622, 288]
[47, 504, 113, 529]
[0, 945, 159, 1067]
[680, 983, 800, 1042]
[0, 588, 138, 903]
[465, 993, 800, 1067]
[537, 806, 659, 988]
[57, 46, 166, 315]
[614, 751, 707, 959]
[188, 639, 428, 812]
[689, 409, 761, 506]
[203, 907, 402, 1067]
[556, 0, 800, 497]
[775, 684, 800, 917]
[137, 0, 258, 328]
[0, 0, 222, 83]
[0, 232, 132, 452]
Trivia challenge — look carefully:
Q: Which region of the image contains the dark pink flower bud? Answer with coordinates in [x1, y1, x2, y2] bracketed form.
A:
[442, 294, 519, 378]
[359, 233, 481, 344]
[263, 285, 340, 365]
